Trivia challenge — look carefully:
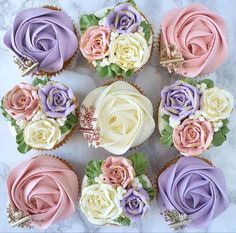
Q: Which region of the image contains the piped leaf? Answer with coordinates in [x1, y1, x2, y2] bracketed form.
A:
[116, 216, 131, 226]
[140, 21, 152, 43]
[80, 14, 100, 33]
[85, 160, 103, 185]
[127, 153, 148, 176]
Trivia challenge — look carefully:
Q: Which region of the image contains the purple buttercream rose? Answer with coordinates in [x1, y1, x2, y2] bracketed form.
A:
[158, 157, 229, 228]
[121, 188, 149, 222]
[105, 3, 141, 33]
[161, 80, 200, 120]
[39, 82, 76, 118]
[4, 8, 78, 73]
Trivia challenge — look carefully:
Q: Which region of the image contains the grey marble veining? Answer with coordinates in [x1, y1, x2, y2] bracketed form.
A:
[0, 0, 236, 232]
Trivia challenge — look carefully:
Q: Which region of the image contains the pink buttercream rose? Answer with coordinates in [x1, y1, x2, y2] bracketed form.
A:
[7, 156, 79, 229]
[161, 3, 228, 77]
[101, 156, 135, 188]
[3, 83, 39, 120]
[173, 118, 213, 156]
[80, 26, 110, 61]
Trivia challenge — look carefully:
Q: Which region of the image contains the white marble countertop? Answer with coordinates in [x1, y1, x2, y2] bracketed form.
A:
[0, 0, 236, 232]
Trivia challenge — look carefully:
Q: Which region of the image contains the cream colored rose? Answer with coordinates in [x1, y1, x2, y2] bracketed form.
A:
[200, 87, 234, 121]
[80, 81, 155, 155]
[109, 32, 149, 71]
[24, 118, 61, 149]
[79, 183, 122, 225]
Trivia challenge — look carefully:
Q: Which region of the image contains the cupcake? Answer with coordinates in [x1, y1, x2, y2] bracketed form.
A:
[79, 80, 155, 154]
[4, 7, 78, 77]
[1, 78, 79, 153]
[158, 79, 233, 156]
[159, 3, 228, 77]
[6, 155, 79, 229]
[157, 156, 229, 229]
[79, 0, 153, 79]
[79, 153, 154, 225]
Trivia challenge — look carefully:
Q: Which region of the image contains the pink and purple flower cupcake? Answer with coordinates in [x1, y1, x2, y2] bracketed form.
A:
[79, 153, 154, 225]
[158, 79, 233, 156]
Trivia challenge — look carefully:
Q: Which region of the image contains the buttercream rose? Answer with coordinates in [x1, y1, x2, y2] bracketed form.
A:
[23, 118, 61, 149]
[158, 156, 229, 228]
[109, 32, 149, 71]
[121, 188, 149, 222]
[3, 83, 39, 121]
[80, 81, 155, 155]
[200, 87, 234, 121]
[7, 155, 79, 229]
[161, 81, 200, 121]
[105, 3, 141, 33]
[173, 118, 213, 156]
[101, 156, 135, 188]
[4, 8, 78, 73]
[79, 183, 122, 225]
[161, 3, 228, 77]
[80, 26, 110, 61]
[39, 82, 76, 118]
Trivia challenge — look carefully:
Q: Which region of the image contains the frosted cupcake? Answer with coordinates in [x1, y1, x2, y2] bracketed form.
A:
[158, 79, 233, 156]
[79, 80, 155, 154]
[1, 78, 78, 153]
[80, 153, 154, 225]
[159, 3, 228, 77]
[157, 156, 229, 229]
[79, 0, 153, 78]
[6, 155, 79, 229]
[4, 7, 78, 77]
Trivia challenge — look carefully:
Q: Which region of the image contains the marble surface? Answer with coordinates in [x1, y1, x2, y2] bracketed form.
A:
[0, 0, 236, 232]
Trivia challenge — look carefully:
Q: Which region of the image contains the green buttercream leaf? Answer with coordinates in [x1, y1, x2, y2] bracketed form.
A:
[182, 78, 198, 87]
[96, 65, 109, 77]
[146, 187, 155, 200]
[160, 126, 173, 147]
[32, 76, 50, 87]
[60, 113, 78, 134]
[80, 14, 100, 33]
[122, 69, 133, 79]
[212, 131, 226, 147]
[116, 216, 131, 226]
[138, 175, 155, 200]
[85, 160, 103, 185]
[198, 79, 214, 88]
[16, 129, 31, 154]
[127, 152, 148, 176]
[140, 21, 152, 43]
[161, 114, 170, 123]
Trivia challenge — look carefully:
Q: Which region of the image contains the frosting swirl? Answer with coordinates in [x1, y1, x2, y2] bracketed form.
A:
[80, 81, 155, 154]
[4, 7, 78, 73]
[7, 155, 79, 229]
[158, 156, 229, 228]
[161, 3, 228, 77]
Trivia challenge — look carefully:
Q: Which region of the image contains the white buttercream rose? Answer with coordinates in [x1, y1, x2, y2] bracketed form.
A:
[200, 87, 234, 121]
[109, 32, 149, 71]
[24, 118, 61, 149]
[80, 81, 155, 154]
[79, 183, 122, 225]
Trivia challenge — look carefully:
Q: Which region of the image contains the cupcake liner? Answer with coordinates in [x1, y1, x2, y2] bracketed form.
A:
[24, 5, 79, 78]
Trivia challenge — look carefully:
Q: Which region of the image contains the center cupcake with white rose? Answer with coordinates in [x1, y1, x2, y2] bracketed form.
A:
[158, 79, 234, 156]
[79, 153, 155, 225]
[79, 80, 155, 155]
[79, 0, 152, 78]
[1, 78, 79, 153]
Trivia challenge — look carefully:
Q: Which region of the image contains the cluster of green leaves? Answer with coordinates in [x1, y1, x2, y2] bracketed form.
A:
[115, 215, 131, 226]
[60, 113, 78, 134]
[32, 76, 50, 87]
[160, 114, 173, 147]
[137, 175, 155, 200]
[80, 14, 100, 33]
[212, 119, 230, 146]
[96, 61, 133, 79]
[183, 78, 214, 88]
[85, 159, 103, 185]
[1, 99, 31, 154]
[140, 21, 152, 44]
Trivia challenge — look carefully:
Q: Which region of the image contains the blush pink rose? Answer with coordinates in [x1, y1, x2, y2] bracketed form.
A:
[173, 118, 213, 156]
[101, 156, 135, 188]
[80, 26, 110, 61]
[161, 3, 228, 77]
[3, 83, 39, 120]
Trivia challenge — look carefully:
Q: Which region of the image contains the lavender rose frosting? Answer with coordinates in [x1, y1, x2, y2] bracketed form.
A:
[161, 80, 200, 120]
[39, 82, 76, 118]
[105, 3, 141, 33]
[4, 8, 78, 73]
[158, 157, 229, 228]
[121, 188, 149, 222]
